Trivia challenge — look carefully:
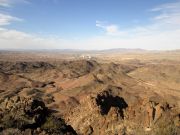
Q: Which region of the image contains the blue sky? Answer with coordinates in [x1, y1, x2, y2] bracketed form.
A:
[0, 0, 180, 50]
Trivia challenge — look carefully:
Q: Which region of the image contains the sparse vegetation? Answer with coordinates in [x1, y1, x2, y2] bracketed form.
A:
[0, 52, 179, 135]
[152, 114, 179, 135]
[26, 88, 42, 95]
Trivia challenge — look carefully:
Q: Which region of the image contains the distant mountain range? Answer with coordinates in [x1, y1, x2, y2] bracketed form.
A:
[0, 48, 180, 54]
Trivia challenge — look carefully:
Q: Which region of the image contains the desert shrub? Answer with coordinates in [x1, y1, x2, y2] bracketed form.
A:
[153, 121, 178, 135]
[153, 113, 179, 135]
[0, 114, 14, 129]
[41, 116, 63, 130]
[44, 96, 54, 104]
[41, 115, 77, 134]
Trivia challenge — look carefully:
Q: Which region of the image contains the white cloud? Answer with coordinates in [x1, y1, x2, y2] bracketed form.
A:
[0, 28, 82, 49]
[0, 0, 10, 7]
[62, 1, 180, 50]
[151, 1, 180, 12]
[96, 1, 180, 41]
[0, 0, 26, 26]
[96, 21, 125, 36]
[105, 25, 119, 35]
[0, 13, 22, 26]
[0, 27, 180, 50]
[0, 0, 29, 7]
[151, 1, 180, 26]
[0, 28, 30, 39]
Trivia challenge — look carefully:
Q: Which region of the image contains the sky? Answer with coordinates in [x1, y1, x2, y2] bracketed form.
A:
[0, 0, 180, 50]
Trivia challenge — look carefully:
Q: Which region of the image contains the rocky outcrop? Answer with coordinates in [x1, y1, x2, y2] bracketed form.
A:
[0, 96, 77, 135]
[122, 98, 180, 134]
[125, 98, 172, 127]
[65, 86, 179, 135]
[0, 96, 47, 130]
[65, 86, 128, 135]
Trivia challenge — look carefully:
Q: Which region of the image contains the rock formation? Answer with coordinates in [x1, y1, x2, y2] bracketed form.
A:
[65, 86, 179, 135]
[65, 86, 128, 134]
[0, 96, 77, 135]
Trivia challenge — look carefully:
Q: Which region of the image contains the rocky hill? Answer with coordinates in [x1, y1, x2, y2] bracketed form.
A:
[0, 59, 179, 134]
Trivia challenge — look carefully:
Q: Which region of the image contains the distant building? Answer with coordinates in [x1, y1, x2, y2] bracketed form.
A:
[80, 54, 92, 60]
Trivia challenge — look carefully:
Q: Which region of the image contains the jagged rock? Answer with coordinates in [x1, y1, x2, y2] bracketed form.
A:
[0, 96, 77, 135]
[124, 98, 176, 133]
[65, 86, 128, 135]
[0, 96, 47, 130]
[154, 103, 164, 123]
[65, 86, 179, 135]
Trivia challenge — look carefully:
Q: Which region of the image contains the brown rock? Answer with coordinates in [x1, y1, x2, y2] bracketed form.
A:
[65, 86, 128, 135]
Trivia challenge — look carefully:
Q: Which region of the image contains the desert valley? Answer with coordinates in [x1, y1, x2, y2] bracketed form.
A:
[0, 50, 179, 135]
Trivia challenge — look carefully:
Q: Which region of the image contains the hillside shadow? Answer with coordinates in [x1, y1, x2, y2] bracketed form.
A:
[96, 94, 128, 118]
